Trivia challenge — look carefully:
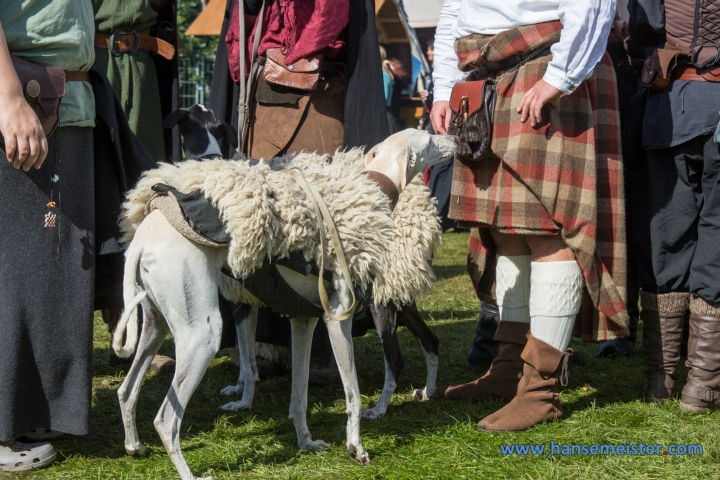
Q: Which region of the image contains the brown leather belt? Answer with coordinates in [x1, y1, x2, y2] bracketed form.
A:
[64, 71, 90, 82]
[671, 65, 720, 83]
[94, 28, 175, 61]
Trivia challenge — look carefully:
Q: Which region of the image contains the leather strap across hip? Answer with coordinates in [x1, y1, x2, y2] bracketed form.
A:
[671, 65, 720, 82]
[64, 71, 90, 82]
[94, 29, 175, 61]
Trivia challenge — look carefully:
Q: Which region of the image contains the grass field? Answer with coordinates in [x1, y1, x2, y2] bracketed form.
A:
[9, 232, 720, 479]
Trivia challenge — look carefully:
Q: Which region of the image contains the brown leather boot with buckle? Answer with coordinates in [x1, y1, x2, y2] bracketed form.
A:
[680, 296, 720, 414]
[477, 335, 570, 432]
[439, 321, 529, 402]
[641, 291, 687, 401]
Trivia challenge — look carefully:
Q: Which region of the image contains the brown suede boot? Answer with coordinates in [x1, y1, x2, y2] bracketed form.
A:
[440, 321, 529, 402]
[680, 296, 720, 414]
[477, 335, 570, 432]
[641, 292, 687, 401]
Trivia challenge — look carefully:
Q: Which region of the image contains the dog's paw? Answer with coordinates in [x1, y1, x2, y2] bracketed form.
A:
[413, 387, 433, 401]
[220, 384, 243, 396]
[218, 400, 252, 412]
[299, 438, 331, 451]
[125, 443, 147, 456]
[347, 444, 371, 465]
[361, 407, 386, 420]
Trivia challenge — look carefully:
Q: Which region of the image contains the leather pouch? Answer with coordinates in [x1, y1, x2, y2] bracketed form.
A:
[641, 50, 669, 92]
[447, 78, 497, 161]
[641, 48, 689, 92]
[262, 47, 322, 92]
[3, 55, 66, 141]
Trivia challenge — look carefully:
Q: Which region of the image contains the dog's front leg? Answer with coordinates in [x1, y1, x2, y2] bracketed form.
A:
[326, 317, 371, 464]
[289, 316, 329, 451]
[398, 303, 439, 400]
[362, 303, 403, 420]
[220, 304, 258, 411]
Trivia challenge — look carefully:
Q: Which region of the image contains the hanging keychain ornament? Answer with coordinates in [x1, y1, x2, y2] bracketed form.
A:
[44, 200, 56, 228]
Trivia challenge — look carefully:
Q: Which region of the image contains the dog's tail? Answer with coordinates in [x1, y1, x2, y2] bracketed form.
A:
[112, 240, 147, 358]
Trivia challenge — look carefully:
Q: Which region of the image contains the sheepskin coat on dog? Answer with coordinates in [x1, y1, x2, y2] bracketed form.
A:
[120, 149, 441, 308]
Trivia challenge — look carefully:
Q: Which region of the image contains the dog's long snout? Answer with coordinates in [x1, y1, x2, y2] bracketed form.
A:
[431, 134, 459, 158]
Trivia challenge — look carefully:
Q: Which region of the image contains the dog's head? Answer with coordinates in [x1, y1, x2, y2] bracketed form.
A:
[162, 104, 238, 160]
[363, 129, 457, 191]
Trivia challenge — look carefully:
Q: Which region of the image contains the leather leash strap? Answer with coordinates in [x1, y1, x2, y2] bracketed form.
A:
[284, 169, 358, 321]
[94, 29, 175, 61]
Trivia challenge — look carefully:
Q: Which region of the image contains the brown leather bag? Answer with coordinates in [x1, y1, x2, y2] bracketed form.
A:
[262, 47, 323, 92]
[7, 54, 66, 138]
[447, 78, 497, 162]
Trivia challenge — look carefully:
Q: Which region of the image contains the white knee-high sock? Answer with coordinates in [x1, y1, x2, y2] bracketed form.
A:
[495, 255, 531, 323]
[530, 260, 584, 351]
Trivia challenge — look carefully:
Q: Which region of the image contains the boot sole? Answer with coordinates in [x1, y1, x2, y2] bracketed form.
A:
[477, 426, 524, 433]
[680, 401, 716, 414]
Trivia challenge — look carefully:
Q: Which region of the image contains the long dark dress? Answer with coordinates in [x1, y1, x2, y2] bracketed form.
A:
[0, 127, 95, 441]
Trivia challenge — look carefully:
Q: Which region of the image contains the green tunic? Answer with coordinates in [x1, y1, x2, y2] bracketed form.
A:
[0, 0, 95, 127]
[92, 0, 165, 160]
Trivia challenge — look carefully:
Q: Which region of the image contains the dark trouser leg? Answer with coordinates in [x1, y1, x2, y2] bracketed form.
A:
[429, 158, 457, 232]
[639, 137, 710, 399]
[680, 136, 720, 412]
[466, 303, 500, 370]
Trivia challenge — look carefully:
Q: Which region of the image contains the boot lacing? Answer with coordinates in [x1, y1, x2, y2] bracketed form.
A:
[559, 350, 572, 387]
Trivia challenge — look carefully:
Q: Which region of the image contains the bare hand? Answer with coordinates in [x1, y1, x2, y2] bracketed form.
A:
[609, 20, 629, 43]
[420, 90, 429, 102]
[517, 79, 563, 127]
[0, 93, 48, 171]
[430, 100, 452, 134]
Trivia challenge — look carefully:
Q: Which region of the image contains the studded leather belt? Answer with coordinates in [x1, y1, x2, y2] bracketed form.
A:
[94, 28, 175, 61]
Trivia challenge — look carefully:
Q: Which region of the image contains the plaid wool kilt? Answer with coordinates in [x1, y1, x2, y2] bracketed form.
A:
[449, 22, 628, 341]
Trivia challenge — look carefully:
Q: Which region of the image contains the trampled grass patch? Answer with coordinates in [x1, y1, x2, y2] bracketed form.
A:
[12, 232, 719, 479]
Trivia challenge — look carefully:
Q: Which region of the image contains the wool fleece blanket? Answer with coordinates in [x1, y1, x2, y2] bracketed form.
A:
[121, 149, 441, 307]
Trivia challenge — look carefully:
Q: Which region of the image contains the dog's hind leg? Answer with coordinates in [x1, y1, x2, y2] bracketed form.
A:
[118, 302, 170, 457]
[154, 311, 222, 480]
[398, 302, 439, 400]
[362, 303, 404, 420]
[289, 316, 329, 451]
[326, 316, 371, 464]
[219, 304, 258, 411]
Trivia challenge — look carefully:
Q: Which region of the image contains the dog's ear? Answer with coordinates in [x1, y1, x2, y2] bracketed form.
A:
[216, 122, 238, 149]
[161, 109, 189, 129]
[364, 143, 380, 165]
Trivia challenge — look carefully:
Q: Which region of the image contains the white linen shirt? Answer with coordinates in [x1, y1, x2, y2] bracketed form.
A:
[432, 0, 616, 102]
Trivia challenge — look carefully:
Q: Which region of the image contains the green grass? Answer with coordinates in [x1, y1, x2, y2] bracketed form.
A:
[8, 233, 720, 479]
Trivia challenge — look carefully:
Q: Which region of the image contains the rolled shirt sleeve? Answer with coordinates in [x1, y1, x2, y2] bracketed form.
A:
[432, 0, 466, 103]
[544, 0, 616, 94]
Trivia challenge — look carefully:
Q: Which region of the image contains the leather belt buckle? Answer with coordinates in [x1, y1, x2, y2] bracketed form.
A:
[109, 29, 140, 56]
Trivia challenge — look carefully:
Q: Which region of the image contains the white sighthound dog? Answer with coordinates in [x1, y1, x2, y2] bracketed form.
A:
[113, 129, 457, 480]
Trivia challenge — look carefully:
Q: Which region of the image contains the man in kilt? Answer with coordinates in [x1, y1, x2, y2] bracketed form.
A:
[430, 0, 628, 431]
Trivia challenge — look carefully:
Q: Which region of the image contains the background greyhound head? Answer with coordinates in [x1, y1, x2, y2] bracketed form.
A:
[162, 104, 237, 160]
[363, 129, 457, 192]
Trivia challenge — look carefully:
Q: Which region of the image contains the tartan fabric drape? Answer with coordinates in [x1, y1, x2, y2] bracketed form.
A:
[449, 21, 629, 340]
